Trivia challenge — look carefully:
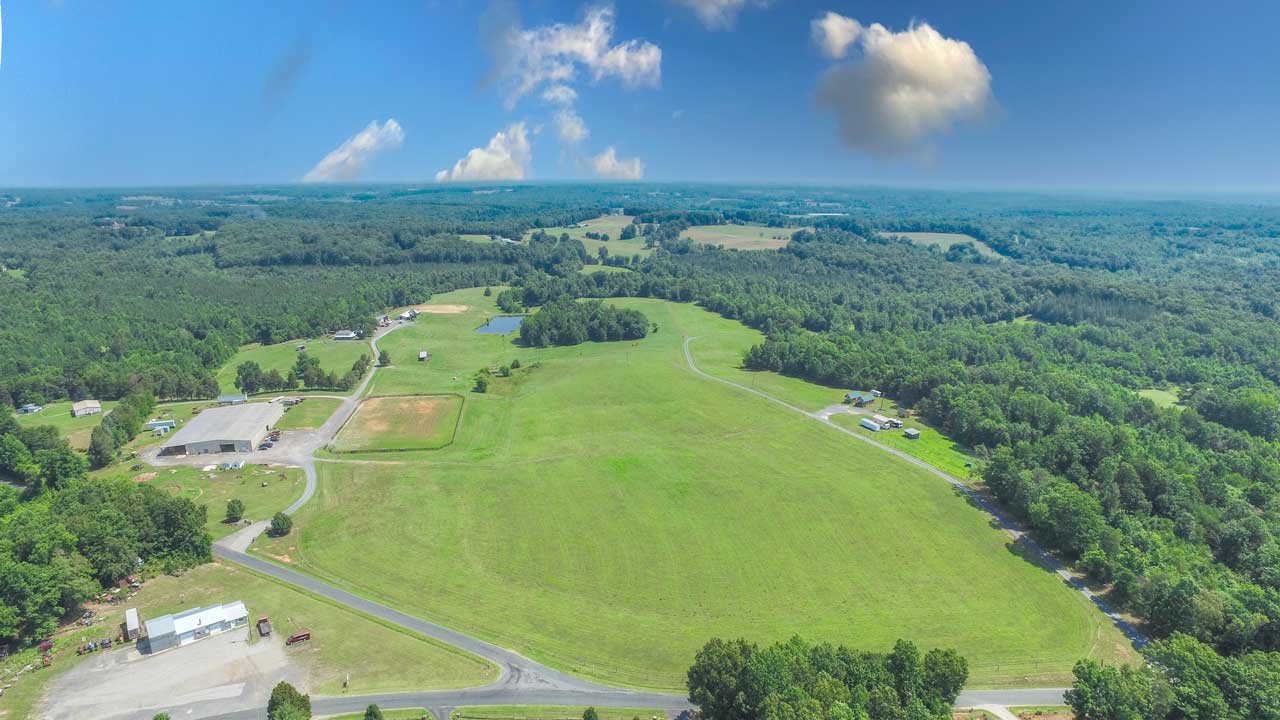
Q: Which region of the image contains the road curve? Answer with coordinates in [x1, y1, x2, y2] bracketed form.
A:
[198, 325, 1087, 718]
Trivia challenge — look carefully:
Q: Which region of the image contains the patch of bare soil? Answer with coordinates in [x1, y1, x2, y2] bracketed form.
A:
[412, 304, 469, 314]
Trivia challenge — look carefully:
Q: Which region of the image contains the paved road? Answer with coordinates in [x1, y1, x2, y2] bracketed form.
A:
[194, 325, 1091, 718]
[680, 336, 1147, 651]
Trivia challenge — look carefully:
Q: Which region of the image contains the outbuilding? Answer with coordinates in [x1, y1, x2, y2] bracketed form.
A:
[418, 351, 430, 362]
[71, 400, 103, 417]
[145, 419, 177, 431]
[216, 394, 248, 406]
[159, 403, 284, 456]
[334, 330, 359, 340]
[903, 428, 921, 440]
[142, 601, 248, 653]
[17, 403, 43, 414]
[844, 391, 877, 407]
[124, 608, 141, 641]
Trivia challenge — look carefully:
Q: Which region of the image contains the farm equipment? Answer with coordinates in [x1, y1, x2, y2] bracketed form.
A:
[285, 630, 311, 646]
[257, 616, 272, 638]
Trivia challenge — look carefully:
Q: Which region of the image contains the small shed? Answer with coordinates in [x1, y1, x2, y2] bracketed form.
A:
[903, 428, 921, 440]
[859, 417, 881, 432]
[217, 394, 248, 406]
[146, 419, 177, 431]
[419, 351, 430, 362]
[125, 608, 141, 641]
[71, 400, 103, 417]
[17, 403, 43, 414]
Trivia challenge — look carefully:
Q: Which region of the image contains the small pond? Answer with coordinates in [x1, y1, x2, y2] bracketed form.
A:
[475, 315, 525, 335]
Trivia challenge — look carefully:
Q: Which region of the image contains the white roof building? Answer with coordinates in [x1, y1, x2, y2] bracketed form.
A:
[159, 403, 284, 456]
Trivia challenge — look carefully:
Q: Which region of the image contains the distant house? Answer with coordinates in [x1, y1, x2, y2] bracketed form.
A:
[903, 428, 921, 440]
[418, 351, 430, 362]
[844, 391, 877, 407]
[142, 600, 248, 653]
[71, 400, 103, 418]
[334, 330, 359, 340]
[282, 397, 304, 406]
[17, 403, 43, 414]
[295, 344, 306, 351]
[216, 394, 248, 406]
[145, 419, 177, 431]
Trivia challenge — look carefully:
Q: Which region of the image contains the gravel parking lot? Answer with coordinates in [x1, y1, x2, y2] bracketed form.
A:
[38, 628, 300, 720]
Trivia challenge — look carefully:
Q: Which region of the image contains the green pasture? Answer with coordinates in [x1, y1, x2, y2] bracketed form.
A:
[215, 336, 372, 395]
[273, 295, 1135, 691]
[829, 413, 981, 482]
[527, 215, 653, 258]
[93, 463, 305, 540]
[13, 400, 117, 450]
[278, 397, 342, 430]
[682, 224, 802, 250]
[1137, 387, 1180, 408]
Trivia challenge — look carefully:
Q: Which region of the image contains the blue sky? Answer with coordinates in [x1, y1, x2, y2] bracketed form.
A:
[0, 0, 1276, 191]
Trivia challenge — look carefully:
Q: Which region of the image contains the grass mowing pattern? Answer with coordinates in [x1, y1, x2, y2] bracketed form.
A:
[279, 289, 1135, 691]
[333, 394, 463, 452]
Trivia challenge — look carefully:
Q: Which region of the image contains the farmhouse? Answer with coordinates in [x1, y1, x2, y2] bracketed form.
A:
[71, 400, 103, 417]
[142, 600, 248, 653]
[17, 403, 43, 414]
[158, 403, 284, 456]
[334, 330, 359, 340]
[844, 391, 877, 407]
[216, 394, 248, 405]
[419, 350, 430, 361]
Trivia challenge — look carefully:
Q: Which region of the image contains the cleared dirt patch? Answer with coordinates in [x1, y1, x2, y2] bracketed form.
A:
[412, 304, 470, 314]
[333, 394, 463, 452]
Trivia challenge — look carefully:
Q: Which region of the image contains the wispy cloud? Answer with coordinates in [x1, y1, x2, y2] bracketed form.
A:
[813, 16, 994, 156]
[591, 146, 644, 179]
[677, 0, 771, 30]
[554, 108, 589, 144]
[486, 4, 661, 108]
[302, 119, 405, 182]
[436, 123, 532, 181]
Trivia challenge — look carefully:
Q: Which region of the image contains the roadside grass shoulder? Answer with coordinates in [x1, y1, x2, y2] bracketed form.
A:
[276, 295, 1135, 691]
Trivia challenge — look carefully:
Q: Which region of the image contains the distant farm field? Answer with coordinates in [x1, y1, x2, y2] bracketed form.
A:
[1138, 388, 1180, 408]
[527, 215, 652, 258]
[13, 400, 116, 449]
[275, 294, 1134, 691]
[682, 224, 803, 250]
[333, 394, 462, 452]
[216, 336, 371, 395]
[878, 231, 997, 257]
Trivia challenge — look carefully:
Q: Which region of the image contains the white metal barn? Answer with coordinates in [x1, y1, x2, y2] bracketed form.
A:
[143, 601, 249, 653]
[158, 403, 283, 456]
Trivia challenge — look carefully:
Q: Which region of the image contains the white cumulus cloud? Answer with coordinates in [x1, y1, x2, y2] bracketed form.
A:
[810, 11, 862, 59]
[814, 18, 993, 155]
[677, 0, 771, 30]
[554, 109, 589, 144]
[490, 5, 661, 108]
[436, 123, 532, 182]
[302, 119, 404, 182]
[541, 84, 578, 105]
[591, 146, 643, 179]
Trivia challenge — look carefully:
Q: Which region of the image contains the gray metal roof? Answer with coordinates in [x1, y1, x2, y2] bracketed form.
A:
[145, 613, 175, 638]
[161, 403, 284, 450]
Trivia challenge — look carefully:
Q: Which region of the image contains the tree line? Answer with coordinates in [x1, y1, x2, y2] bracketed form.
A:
[518, 300, 649, 347]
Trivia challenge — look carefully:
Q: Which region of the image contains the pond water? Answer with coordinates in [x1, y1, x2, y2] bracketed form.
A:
[475, 315, 525, 335]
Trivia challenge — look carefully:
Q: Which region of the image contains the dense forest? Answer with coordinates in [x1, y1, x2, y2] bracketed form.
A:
[5, 184, 1280, 701]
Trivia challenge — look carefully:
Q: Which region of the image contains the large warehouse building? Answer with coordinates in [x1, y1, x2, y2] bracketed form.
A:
[158, 402, 283, 456]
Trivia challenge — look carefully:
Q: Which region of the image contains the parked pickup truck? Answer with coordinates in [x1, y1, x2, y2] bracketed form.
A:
[256, 616, 272, 638]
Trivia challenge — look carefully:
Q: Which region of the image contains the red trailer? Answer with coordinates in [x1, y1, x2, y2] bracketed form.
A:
[285, 630, 311, 646]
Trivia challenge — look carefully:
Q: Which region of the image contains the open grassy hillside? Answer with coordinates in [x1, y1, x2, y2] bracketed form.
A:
[277, 291, 1134, 691]
[14, 400, 117, 449]
[216, 336, 372, 395]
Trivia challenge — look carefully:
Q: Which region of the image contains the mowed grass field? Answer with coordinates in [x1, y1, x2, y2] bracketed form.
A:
[877, 231, 998, 257]
[14, 400, 117, 449]
[274, 293, 1134, 690]
[527, 215, 653, 258]
[333, 394, 462, 452]
[93, 464, 305, 540]
[278, 397, 342, 430]
[682, 224, 804, 250]
[1138, 387, 1180, 408]
[216, 336, 372, 394]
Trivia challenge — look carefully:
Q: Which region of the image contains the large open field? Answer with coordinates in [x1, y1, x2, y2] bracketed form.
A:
[277, 397, 343, 430]
[333, 394, 463, 452]
[269, 291, 1134, 691]
[216, 336, 372, 395]
[682, 224, 803, 250]
[877, 231, 998, 257]
[13, 400, 117, 449]
[526, 215, 653, 258]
